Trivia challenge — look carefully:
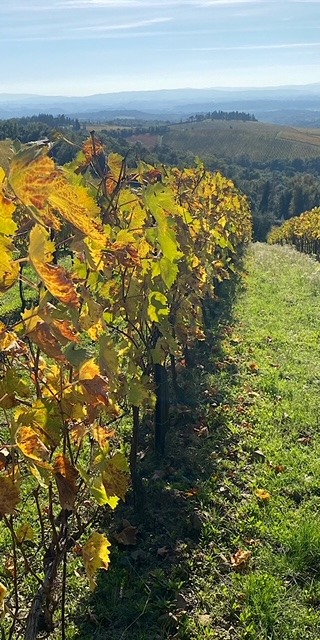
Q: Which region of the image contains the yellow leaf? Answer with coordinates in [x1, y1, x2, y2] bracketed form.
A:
[48, 176, 104, 244]
[0, 476, 20, 515]
[0, 166, 17, 236]
[92, 424, 115, 449]
[0, 581, 8, 619]
[82, 532, 111, 590]
[16, 426, 50, 465]
[102, 455, 129, 502]
[9, 149, 58, 213]
[16, 523, 35, 544]
[255, 489, 271, 502]
[90, 477, 119, 509]
[0, 237, 19, 292]
[29, 224, 79, 308]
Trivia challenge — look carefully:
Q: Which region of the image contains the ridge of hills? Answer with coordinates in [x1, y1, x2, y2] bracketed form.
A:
[1, 84, 320, 125]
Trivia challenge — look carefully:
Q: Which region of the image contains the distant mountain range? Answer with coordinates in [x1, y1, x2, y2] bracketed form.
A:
[1, 84, 320, 126]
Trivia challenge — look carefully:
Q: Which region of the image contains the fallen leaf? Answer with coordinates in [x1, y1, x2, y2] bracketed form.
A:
[273, 464, 286, 474]
[198, 614, 212, 626]
[157, 546, 170, 558]
[231, 549, 252, 570]
[114, 522, 138, 546]
[252, 449, 266, 462]
[248, 362, 259, 373]
[255, 489, 271, 502]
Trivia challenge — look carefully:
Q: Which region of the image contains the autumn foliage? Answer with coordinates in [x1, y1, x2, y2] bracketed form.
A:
[0, 137, 251, 637]
[268, 206, 320, 255]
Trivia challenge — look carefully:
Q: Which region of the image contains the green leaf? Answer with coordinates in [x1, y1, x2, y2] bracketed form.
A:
[159, 257, 179, 289]
[147, 291, 170, 323]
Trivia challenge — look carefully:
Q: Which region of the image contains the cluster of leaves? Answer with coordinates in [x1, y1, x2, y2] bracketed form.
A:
[0, 136, 251, 637]
[268, 206, 320, 255]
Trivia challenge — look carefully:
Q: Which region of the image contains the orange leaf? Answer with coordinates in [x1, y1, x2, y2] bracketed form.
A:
[92, 425, 115, 449]
[9, 149, 61, 229]
[29, 225, 79, 308]
[79, 359, 110, 407]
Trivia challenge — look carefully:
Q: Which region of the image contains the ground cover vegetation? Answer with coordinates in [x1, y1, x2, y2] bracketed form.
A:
[0, 135, 251, 638]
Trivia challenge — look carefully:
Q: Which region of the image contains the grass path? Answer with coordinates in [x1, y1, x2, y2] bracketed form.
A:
[69, 242, 320, 639]
[180, 243, 320, 639]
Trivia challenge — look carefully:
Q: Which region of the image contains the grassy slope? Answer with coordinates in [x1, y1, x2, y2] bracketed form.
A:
[67, 243, 320, 640]
[162, 120, 320, 162]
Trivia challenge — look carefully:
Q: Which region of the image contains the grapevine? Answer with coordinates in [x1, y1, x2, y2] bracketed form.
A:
[0, 137, 251, 638]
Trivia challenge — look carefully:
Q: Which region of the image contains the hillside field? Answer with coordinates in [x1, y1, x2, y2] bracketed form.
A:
[0, 140, 12, 169]
[161, 120, 320, 162]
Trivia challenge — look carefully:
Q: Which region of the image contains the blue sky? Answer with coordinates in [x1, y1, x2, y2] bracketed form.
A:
[1, 0, 320, 95]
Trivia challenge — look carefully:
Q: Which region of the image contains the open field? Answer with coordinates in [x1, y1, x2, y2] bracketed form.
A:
[162, 120, 320, 162]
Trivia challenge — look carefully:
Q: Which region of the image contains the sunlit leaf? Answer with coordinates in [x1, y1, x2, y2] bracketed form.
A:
[29, 225, 79, 307]
[0, 581, 8, 619]
[82, 532, 111, 590]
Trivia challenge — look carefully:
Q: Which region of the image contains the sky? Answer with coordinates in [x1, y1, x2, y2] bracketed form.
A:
[1, 0, 320, 95]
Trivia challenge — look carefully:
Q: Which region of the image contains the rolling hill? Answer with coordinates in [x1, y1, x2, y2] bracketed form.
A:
[161, 120, 320, 163]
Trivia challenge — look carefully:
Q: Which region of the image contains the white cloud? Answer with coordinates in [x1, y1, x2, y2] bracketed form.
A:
[74, 17, 172, 31]
[191, 41, 320, 50]
[58, 0, 262, 7]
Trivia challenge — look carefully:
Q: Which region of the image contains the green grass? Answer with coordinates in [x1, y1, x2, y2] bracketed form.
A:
[162, 120, 320, 162]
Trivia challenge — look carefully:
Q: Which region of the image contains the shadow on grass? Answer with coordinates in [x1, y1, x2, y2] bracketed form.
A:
[72, 270, 246, 640]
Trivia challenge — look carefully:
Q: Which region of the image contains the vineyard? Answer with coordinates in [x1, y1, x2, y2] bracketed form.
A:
[0, 136, 251, 638]
[268, 207, 320, 255]
[162, 120, 320, 163]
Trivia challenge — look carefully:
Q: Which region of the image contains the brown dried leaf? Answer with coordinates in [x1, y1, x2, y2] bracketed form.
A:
[114, 523, 138, 546]
[79, 359, 110, 407]
[29, 323, 67, 362]
[53, 454, 79, 510]
[231, 549, 252, 570]
[0, 476, 20, 515]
